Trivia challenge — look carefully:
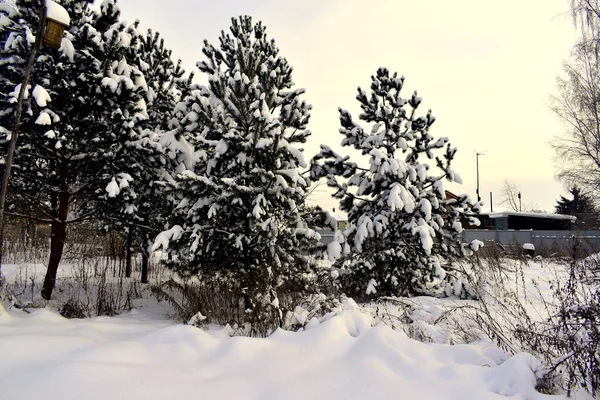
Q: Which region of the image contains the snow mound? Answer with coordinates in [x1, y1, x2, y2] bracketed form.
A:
[0, 306, 561, 400]
[482, 352, 541, 397]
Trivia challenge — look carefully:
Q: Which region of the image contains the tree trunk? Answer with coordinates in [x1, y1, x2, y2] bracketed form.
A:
[125, 226, 133, 278]
[41, 191, 68, 300]
[21, 219, 35, 248]
[242, 211, 253, 311]
[27, 219, 36, 247]
[140, 233, 149, 284]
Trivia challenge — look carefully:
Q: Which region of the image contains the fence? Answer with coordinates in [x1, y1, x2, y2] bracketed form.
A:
[316, 229, 335, 246]
[318, 228, 600, 256]
[462, 230, 600, 256]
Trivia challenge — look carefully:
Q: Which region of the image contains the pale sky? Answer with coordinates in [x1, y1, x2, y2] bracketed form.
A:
[118, 0, 579, 214]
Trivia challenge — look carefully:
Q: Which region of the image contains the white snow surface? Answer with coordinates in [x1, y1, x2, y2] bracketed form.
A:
[60, 37, 75, 61]
[488, 211, 577, 221]
[0, 304, 561, 400]
[46, 0, 70, 25]
[105, 177, 120, 197]
[32, 85, 51, 107]
[1, 257, 594, 400]
[34, 111, 52, 125]
[523, 243, 535, 250]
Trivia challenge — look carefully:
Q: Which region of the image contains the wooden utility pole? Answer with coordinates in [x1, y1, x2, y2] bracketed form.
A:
[475, 151, 485, 203]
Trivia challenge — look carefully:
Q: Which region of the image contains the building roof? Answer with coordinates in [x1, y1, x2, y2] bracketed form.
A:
[329, 212, 346, 222]
[488, 211, 576, 221]
[444, 190, 459, 201]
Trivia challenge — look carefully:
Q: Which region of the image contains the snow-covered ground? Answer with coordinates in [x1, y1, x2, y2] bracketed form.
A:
[0, 301, 560, 400]
[0, 258, 596, 400]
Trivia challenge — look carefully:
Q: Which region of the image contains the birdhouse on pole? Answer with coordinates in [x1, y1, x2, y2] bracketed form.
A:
[43, 1, 70, 49]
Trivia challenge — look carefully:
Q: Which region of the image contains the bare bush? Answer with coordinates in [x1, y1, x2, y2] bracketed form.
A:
[150, 272, 340, 337]
[1, 222, 151, 318]
[458, 242, 600, 397]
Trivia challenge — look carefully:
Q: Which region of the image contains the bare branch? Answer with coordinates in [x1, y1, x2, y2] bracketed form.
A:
[552, 39, 600, 199]
[499, 179, 521, 212]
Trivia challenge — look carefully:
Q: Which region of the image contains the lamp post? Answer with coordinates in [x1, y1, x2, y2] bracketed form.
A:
[0, 1, 69, 279]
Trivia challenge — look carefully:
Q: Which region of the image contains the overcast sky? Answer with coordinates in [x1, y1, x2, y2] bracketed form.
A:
[118, 0, 579, 214]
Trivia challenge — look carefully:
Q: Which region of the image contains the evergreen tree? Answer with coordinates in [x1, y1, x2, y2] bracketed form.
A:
[136, 29, 193, 132]
[102, 27, 194, 282]
[311, 68, 480, 298]
[155, 16, 319, 327]
[555, 185, 598, 228]
[556, 185, 594, 214]
[0, 0, 148, 299]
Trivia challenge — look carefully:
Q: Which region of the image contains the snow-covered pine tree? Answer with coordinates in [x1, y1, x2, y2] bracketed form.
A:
[137, 29, 193, 133]
[100, 27, 194, 282]
[0, 0, 148, 299]
[129, 29, 193, 283]
[155, 16, 319, 327]
[311, 68, 480, 298]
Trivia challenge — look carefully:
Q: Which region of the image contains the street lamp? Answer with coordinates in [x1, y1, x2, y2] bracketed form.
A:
[0, 1, 70, 275]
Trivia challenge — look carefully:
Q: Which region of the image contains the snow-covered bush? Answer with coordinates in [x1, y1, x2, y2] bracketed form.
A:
[154, 16, 320, 330]
[311, 68, 480, 298]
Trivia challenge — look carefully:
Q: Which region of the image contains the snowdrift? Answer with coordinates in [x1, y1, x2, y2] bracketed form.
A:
[0, 304, 561, 400]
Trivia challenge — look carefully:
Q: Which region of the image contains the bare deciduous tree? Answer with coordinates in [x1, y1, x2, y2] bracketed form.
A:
[551, 39, 600, 197]
[499, 179, 521, 212]
[570, 0, 600, 39]
[550, 1, 600, 198]
[498, 179, 543, 212]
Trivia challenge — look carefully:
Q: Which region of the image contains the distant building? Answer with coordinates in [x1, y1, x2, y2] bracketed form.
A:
[442, 189, 577, 231]
[472, 211, 576, 231]
[330, 210, 348, 230]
